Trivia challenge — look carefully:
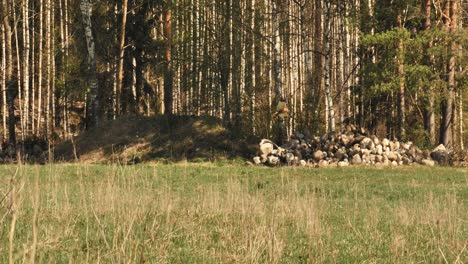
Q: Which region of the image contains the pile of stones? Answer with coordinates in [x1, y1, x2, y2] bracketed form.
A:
[253, 127, 451, 167]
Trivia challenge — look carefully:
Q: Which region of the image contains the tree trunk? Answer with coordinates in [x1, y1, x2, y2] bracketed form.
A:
[2, 0, 15, 146]
[116, 0, 128, 117]
[37, 0, 43, 135]
[30, 5, 35, 136]
[311, 0, 322, 133]
[51, 0, 56, 133]
[45, 0, 51, 136]
[422, 0, 436, 145]
[231, 0, 242, 128]
[397, 14, 405, 139]
[220, 0, 231, 122]
[80, 0, 100, 127]
[13, 3, 23, 141]
[1, 24, 6, 140]
[163, 8, 173, 115]
[22, 0, 30, 136]
[272, 0, 285, 143]
[440, 0, 457, 147]
[272, 1, 282, 101]
[324, 1, 335, 132]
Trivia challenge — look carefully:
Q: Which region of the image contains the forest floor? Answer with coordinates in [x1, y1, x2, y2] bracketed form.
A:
[0, 164, 466, 263]
[55, 115, 258, 163]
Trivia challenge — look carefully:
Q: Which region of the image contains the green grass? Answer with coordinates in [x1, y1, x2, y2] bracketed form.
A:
[0, 164, 467, 263]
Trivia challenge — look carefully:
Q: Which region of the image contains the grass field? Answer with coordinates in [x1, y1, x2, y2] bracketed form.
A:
[0, 164, 466, 263]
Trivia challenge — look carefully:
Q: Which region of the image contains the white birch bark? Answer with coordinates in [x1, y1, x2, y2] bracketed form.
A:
[324, 0, 335, 132]
[1, 24, 6, 139]
[80, 0, 100, 126]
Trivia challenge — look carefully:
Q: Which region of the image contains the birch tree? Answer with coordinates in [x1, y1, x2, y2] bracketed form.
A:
[80, 0, 100, 127]
[323, 0, 335, 132]
[1, 0, 16, 146]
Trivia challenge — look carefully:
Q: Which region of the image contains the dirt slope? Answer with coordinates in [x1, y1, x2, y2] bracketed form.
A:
[55, 115, 256, 163]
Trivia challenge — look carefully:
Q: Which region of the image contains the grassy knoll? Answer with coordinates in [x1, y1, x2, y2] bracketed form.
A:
[0, 164, 466, 263]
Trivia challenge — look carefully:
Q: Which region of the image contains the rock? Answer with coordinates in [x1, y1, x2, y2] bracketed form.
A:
[402, 157, 411, 165]
[431, 152, 450, 165]
[353, 135, 366, 144]
[349, 144, 361, 156]
[271, 149, 280, 156]
[337, 161, 349, 167]
[256, 130, 443, 168]
[318, 160, 329, 167]
[393, 141, 400, 150]
[312, 137, 321, 145]
[335, 148, 346, 161]
[382, 138, 390, 147]
[389, 141, 396, 151]
[340, 134, 352, 146]
[432, 144, 447, 153]
[267, 156, 280, 166]
[313, 150, 324, 161]
[301, 148, 311, 159]
[422, 149, 431, 159]
[288, 139, 300, 150]
[360, 148, 371, 156]
[386, 151, 398, 162]
[430, 144, 451, 165]
[383, 159, 390, 166]
[421, 159, 435, 166]
[375, 155, 383, 163]
[259, 139, 274, 156]
[371, 135, 380, 146]
[362, 154, 370, 164]
[294, 150, 302, 160]
[408, 145, 423, 163]
[376, 144, 383, 155]
[286, 153, 295, 165]
[360, 137, 373, 149]
[402, 142, 412, 150]
[253, 156, 262, 165]
[352, 154, 362, 165]
[394, 153, 401, 162]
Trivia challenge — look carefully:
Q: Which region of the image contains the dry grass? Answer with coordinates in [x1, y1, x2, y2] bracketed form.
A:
[0, 164, 467, 263]
[54, 115, 255, 163]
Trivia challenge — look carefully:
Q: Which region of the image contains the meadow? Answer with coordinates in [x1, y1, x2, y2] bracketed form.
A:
[0, 164, 466, 263]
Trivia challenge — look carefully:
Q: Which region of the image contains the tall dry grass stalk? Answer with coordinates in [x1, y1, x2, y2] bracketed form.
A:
[8, 168, 19, 264]
[0, 165, 466, 263]
[29, 172, 39, 264]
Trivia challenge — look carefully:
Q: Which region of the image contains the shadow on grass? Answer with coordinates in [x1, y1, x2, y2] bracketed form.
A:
[54, 115, 258, 163]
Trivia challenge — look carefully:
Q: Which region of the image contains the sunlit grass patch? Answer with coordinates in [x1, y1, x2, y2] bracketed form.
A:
[0, 165, 466, 263]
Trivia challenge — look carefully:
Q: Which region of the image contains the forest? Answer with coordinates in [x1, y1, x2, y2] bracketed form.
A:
[1, 1, 468, 262]
[0, 0, 467, 159]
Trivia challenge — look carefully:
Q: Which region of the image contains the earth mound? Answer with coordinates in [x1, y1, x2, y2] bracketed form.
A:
[55, 115, 256, 163]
